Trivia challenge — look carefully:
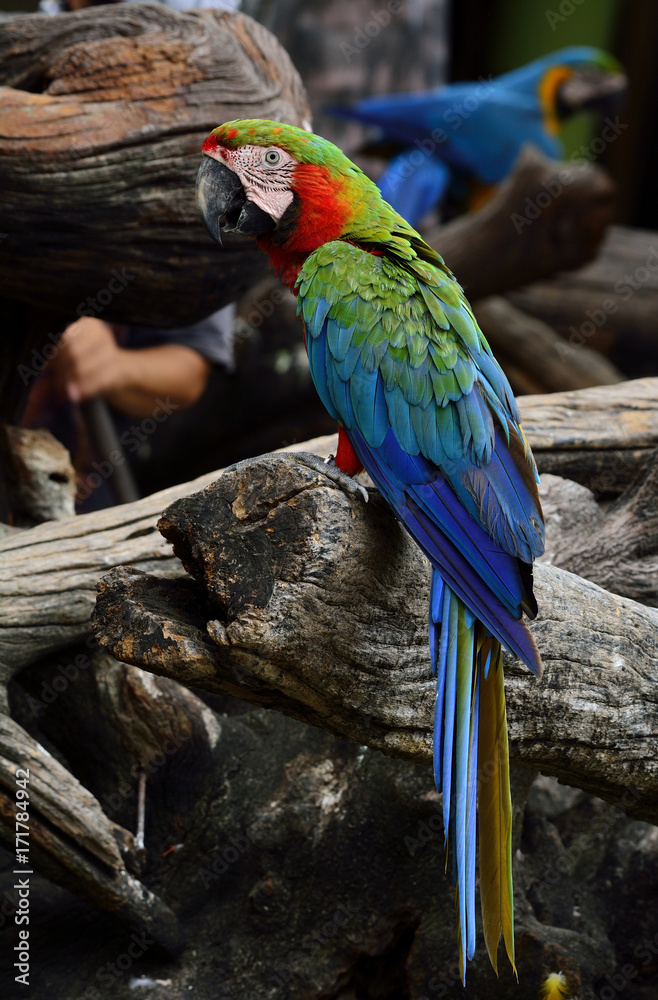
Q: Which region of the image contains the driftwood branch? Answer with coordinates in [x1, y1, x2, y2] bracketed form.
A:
[90, 452, 658, 825]
[426, 145, 616, 302]
[508, 224, 658, 373]
[473, 296, 623, 395]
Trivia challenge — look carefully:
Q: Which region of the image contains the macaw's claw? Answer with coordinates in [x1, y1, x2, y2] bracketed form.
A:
[291, 451, 369, 503]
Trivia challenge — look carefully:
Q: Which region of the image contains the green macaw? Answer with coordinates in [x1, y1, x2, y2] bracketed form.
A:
[196, 119, 545, 979]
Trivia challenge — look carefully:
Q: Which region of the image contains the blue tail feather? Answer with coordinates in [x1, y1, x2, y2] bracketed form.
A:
[434, 582, 485, 980]
[465, 670, 479, 962]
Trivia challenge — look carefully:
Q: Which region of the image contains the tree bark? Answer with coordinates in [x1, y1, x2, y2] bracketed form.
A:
[1, 378, 656, 688]
[0, 4, 309, 329]
[2, 383, 657, 968]
[540, 460, 658, 607]
[517, 376, 658, 493]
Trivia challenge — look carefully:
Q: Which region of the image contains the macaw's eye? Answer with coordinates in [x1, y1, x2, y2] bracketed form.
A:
[264, 149, 281, 165]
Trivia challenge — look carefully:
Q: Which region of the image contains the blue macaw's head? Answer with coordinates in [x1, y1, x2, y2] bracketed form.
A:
[495, 46, 625, 135]
[449, 45, 627, 183]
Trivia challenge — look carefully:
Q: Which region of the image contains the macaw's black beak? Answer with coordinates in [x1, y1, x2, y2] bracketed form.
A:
[557, 67, 628, 119]
[196, 156, 277, 245]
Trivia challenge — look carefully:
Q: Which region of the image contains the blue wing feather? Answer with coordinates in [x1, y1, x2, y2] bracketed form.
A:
[299, 238, 544, 978]
[378, 152, 451, 225]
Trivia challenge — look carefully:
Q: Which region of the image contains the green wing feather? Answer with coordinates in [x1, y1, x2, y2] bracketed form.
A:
[299, 241, 543, 564]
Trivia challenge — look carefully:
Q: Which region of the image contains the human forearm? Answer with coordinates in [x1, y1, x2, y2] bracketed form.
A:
[103, 345, 211, 417]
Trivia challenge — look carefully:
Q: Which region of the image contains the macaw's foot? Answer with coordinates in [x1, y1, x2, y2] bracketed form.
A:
[292, 451, 369, 503]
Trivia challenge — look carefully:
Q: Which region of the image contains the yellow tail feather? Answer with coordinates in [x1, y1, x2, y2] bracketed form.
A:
[539, 972, 569, 1000]
[476, 633, 516, 976]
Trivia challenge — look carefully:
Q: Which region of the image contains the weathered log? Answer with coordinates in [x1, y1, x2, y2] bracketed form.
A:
[424, 145, 616, 302]
[520, 376, 658, 494]
[2, 409, 656, 968]
[6, 457, 640, 956]
[539, 459, 658, 607]
[1, 379, 656, 687]
[508, 225, 658, 376]
[0, 4, 309, 329]
[0, 711, 185, 952]
[90, 452, 658, 825]
[473, 296, 624, 394]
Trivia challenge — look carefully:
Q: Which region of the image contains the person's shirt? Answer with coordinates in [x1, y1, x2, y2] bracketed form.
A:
[128, 304, 235, 372]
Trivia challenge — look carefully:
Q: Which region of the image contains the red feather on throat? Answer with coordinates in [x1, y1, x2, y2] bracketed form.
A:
[257, 164, 365, 476]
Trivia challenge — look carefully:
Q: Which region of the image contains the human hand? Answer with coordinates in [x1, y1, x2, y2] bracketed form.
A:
[51, 318, 127, 403]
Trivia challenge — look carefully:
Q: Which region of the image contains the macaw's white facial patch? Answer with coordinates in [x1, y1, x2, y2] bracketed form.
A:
[207, 143, 298, 222]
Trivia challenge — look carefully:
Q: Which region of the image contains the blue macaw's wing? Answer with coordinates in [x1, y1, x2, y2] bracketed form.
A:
[297, 240, 544, 674]
[378, 152, 450, 226]
[333, 84, 561, 186]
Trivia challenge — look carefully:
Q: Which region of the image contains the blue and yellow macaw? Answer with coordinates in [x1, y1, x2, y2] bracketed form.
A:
[331, 46, 626, 225]
[197, 119, 545, 980]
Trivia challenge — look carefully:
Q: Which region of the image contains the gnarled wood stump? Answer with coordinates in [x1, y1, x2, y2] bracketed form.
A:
[91, 450, 658, 826]
[0, 4, 309, 329]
